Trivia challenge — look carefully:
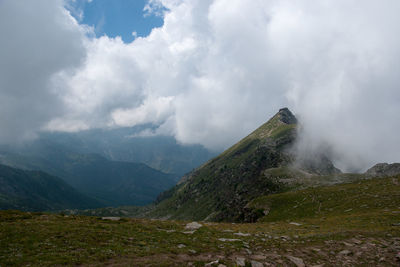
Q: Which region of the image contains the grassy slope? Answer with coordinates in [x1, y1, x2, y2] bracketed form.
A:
[148, 111, 297, 221]
[247, 174, 399, 223]
[0, 152, 177, 207]
[0, 164, 100, 211]
[2, 176, 400, 266]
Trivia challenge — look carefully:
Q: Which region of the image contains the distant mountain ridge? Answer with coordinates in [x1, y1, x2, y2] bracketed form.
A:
[0, 151, 177, 206]
[21, 126, 217, 176]
[148, 108, 342, 221]
[0, 163, 100, 211]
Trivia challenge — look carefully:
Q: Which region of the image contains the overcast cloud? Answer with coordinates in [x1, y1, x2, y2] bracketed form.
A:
[1, 0, 400, 171]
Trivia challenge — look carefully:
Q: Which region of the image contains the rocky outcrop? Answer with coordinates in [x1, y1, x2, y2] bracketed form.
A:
[365, 163, 400, 177]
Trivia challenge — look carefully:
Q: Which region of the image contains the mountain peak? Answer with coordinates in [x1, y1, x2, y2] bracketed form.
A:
[277, 107, 297, 124]
[248, 108, 297, 141]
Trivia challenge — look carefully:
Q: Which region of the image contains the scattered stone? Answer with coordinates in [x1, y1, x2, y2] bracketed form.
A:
[252, 254, 267, 260]
[344, 209, 353, 212]
[222, 229, 234, 232]
[218, 264, 227, 267]
[289, 222, 302, 226]
[311, 248, 321, 252]
[236, 257, 246, 266]
[189, 249, 197, 254]
[101, 217, 120, 221]
[251, 260, 263, 267]
[310, 265, 324, 267]
[177, 244, 186, 248]
[159, 229, 176, 233]
[245, 248, 252, 255]
[234, 232, 251, 237]
[218, 238, 241, 242]
[338, 250, 352, 256]
[185, 222, 202, 230]
[286, 255, 305, 267]
[205, 259, 219, 266]
[351, 238, 362, 245]
[343, 242, 354, 247]
[182, 231, 196, 234]
[391, 223, 400, 226]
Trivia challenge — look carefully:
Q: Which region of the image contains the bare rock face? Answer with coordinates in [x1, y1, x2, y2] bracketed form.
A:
[278, 107, 297, 124]
[365, 163, 400, 177]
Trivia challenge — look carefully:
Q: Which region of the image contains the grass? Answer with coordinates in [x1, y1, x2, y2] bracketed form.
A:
[1, 176, 400, 266]
[248, 175, 400, 222]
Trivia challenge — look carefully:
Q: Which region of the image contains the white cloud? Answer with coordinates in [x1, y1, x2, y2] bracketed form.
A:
[2, 0, 400, 171]
[143, 0, 167, 17]
[0, 0, 87, 143]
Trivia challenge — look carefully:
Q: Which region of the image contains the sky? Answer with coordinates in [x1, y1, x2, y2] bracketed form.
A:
[0, 0, 400, 172]
[66, 0, 165, 42]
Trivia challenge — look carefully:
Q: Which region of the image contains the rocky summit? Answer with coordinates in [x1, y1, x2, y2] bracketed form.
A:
[148, 108, 340, 222]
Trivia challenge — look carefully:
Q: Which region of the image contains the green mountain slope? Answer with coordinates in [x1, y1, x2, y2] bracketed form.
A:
[246, 174, 399, 223]
[0, 152, 177, 206]
[0, 164, 100, 211]
[149, 108, 340, 222]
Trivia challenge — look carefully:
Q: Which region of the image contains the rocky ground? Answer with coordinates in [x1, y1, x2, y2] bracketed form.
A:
[2, 176, 400, 266]
[1, 210, 400, 266]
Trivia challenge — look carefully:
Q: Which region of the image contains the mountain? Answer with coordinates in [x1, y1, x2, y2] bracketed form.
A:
[0, 151, 177, 206]
[9, 126, 217, 176]
[0, 125, 216, 207]
[147, 108, 341, 221]
[0, 163, 100, 211]
[365, 162, 400, 177]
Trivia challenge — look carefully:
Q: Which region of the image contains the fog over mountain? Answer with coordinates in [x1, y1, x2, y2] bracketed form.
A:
[1, 0, 400, 171]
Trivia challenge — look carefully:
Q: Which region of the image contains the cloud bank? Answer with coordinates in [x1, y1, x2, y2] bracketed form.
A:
[1, 0, 400, 171]
[0, 0, 87, 142]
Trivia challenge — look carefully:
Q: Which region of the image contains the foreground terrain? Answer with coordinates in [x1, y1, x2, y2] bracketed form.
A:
[1, 176, 400, 266]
